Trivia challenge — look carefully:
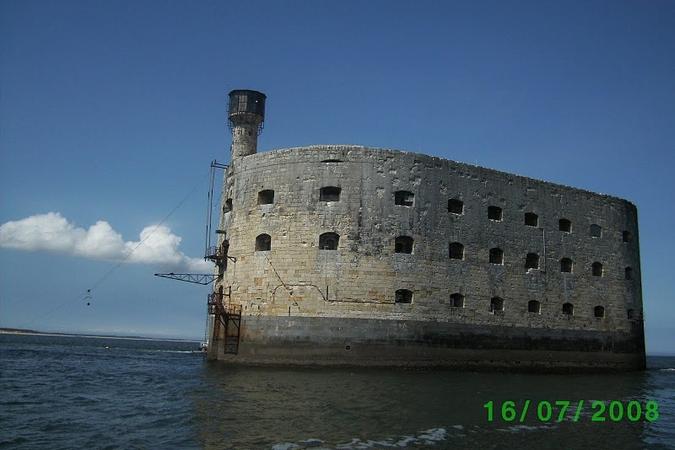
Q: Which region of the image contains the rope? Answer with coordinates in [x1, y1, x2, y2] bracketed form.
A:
[265, 254, 292, 294]
[15, 172, 209, 329]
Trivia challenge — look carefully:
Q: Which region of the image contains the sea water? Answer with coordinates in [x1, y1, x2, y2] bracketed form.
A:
[1, 334, 673, 449]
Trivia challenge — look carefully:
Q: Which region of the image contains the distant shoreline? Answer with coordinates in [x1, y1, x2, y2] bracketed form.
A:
[2, 328, 671, 357]
[0, 328, 200, 343]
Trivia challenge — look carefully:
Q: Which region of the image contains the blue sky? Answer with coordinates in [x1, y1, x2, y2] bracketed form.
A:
[1, 0, 673, 352]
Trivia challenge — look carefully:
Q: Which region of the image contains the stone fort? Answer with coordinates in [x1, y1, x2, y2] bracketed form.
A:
[206, 89, 645, 371]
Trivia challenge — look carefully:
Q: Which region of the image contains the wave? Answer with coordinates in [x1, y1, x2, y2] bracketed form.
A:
[496, 424, 557, 433]
[90, 347, 202, 354]
[151, 349, 203, 354]
[272, 427, 449, 449]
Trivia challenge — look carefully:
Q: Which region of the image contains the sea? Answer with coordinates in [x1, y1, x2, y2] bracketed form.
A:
[1, 333, 673, 450]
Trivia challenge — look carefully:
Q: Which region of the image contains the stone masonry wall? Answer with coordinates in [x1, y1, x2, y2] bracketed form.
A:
[215, 145, 643, 335]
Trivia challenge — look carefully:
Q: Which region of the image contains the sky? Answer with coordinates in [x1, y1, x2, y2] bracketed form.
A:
[1, 0, 674, 351]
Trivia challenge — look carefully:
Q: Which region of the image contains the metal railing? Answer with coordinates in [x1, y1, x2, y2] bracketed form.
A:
[207, 292, 241, 316]
[204, 245, 225, 261]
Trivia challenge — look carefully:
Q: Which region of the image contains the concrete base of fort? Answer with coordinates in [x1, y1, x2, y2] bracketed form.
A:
[208, 316, 646, 372]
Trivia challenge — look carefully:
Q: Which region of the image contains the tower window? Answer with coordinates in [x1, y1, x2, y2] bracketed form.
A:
[559, 218, 572, 233]
[255, 233, 271, 251]
[592, 262, 603, 277]
[394, 191, 414, 207]
[525, 253, 540, 270]
[560, 258, 573, 273]
[623, 231, 632, 243]
[488, 206, 503, 221]
[319, 232, 340, 250]
[528, 300, 541, 314]
[395, 289, 413, 304]
[627, 309, 635, 320]
[395, 236, 414, 254]
[223, 198, 233, 213]
[489, 248, 504, 265]
[562, 302, 574, 315]
[450, 293, 464, 308]
[594, 305, 605, 318]
[221, 240, 229, 258]
[257, 190, 274, 205]
[320, 186, 341, 202]
[625, 267, 633, 280]
[590, 224, 602, 238]
[490, 297, 504, 314]
[448, 199, 464, 214]
[449, 242, 464, 260]
[524, 212, 539, 227]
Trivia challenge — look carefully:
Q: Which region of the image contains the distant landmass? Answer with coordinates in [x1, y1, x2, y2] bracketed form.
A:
[0, 327, 200, 342]
[1, 327, 41, 334]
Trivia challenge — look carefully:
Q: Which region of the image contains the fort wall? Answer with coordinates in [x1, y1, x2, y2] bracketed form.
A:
[209, 145, 645, 369]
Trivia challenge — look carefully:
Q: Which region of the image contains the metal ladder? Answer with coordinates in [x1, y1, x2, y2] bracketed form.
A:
[223, 303, 242, 354]
[207, 287, 242, 355]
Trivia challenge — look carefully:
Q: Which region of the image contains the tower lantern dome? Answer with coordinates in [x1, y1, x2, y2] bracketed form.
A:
[228, 90, 266, 159]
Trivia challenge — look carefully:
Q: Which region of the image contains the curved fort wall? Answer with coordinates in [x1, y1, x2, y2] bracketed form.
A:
[211, 145, 645, 369]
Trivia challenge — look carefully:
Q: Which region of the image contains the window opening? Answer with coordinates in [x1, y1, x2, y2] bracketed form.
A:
[559, 218, 572, 233]
[594, 306, 605, 318]
[590, 224, 602, 238]
[490, 297, 504, 314]
[395, 289, 413, 304]
[223, 198, 233, 213]
[395, 236, 414, 254]
[524, 212, 539, 227]
[450, 293, 464, 308]
[489, 248, 504, 265]
[449, 242, 464, 260]
[448, 199, 464, 214]
[258, 190, 274, 205]
[319, 232, 340, 250]
[525, 253, 540, 270]
[320, 186, 341, 202]
[488, 206, 503, 221]
[394, 190, 415, 207]
[255, 233, 271, 251]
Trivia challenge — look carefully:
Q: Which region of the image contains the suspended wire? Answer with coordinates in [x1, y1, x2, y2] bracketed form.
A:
[204, 161, 215, 257]
[265, 254, 291, 294]
[89, 173, 208, 291]
[17, 171, 209, 329]
[204, 160, 228, 256]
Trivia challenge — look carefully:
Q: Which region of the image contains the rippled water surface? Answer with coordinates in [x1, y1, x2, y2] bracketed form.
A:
[1, 334, 673, 449]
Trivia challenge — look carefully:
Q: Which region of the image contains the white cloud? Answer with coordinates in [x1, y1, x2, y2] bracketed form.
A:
[0, 212, 212, 272]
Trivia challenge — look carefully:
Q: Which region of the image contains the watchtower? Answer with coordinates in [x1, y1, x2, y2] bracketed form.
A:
[228, 89, 266, 159]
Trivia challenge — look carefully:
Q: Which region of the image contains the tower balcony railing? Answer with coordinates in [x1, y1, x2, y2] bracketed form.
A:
[205, 245, 226, 262]
[207, 292, 241, 316]
[207, 292, 223, 314]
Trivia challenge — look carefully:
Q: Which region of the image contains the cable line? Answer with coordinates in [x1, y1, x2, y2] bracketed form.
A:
[17, 171, 209, 329]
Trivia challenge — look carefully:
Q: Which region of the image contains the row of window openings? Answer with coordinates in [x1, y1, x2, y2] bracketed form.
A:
[234, 190, 633, 243]
[255, 234, 633, 279]
[395, 291, 636, 319]
[255, 187, 342, 205]
[256, 232, 340, 251]
[445, 201, 625, 243]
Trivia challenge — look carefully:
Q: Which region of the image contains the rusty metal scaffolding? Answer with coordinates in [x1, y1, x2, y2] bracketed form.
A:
[208, 287, 242, 354]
